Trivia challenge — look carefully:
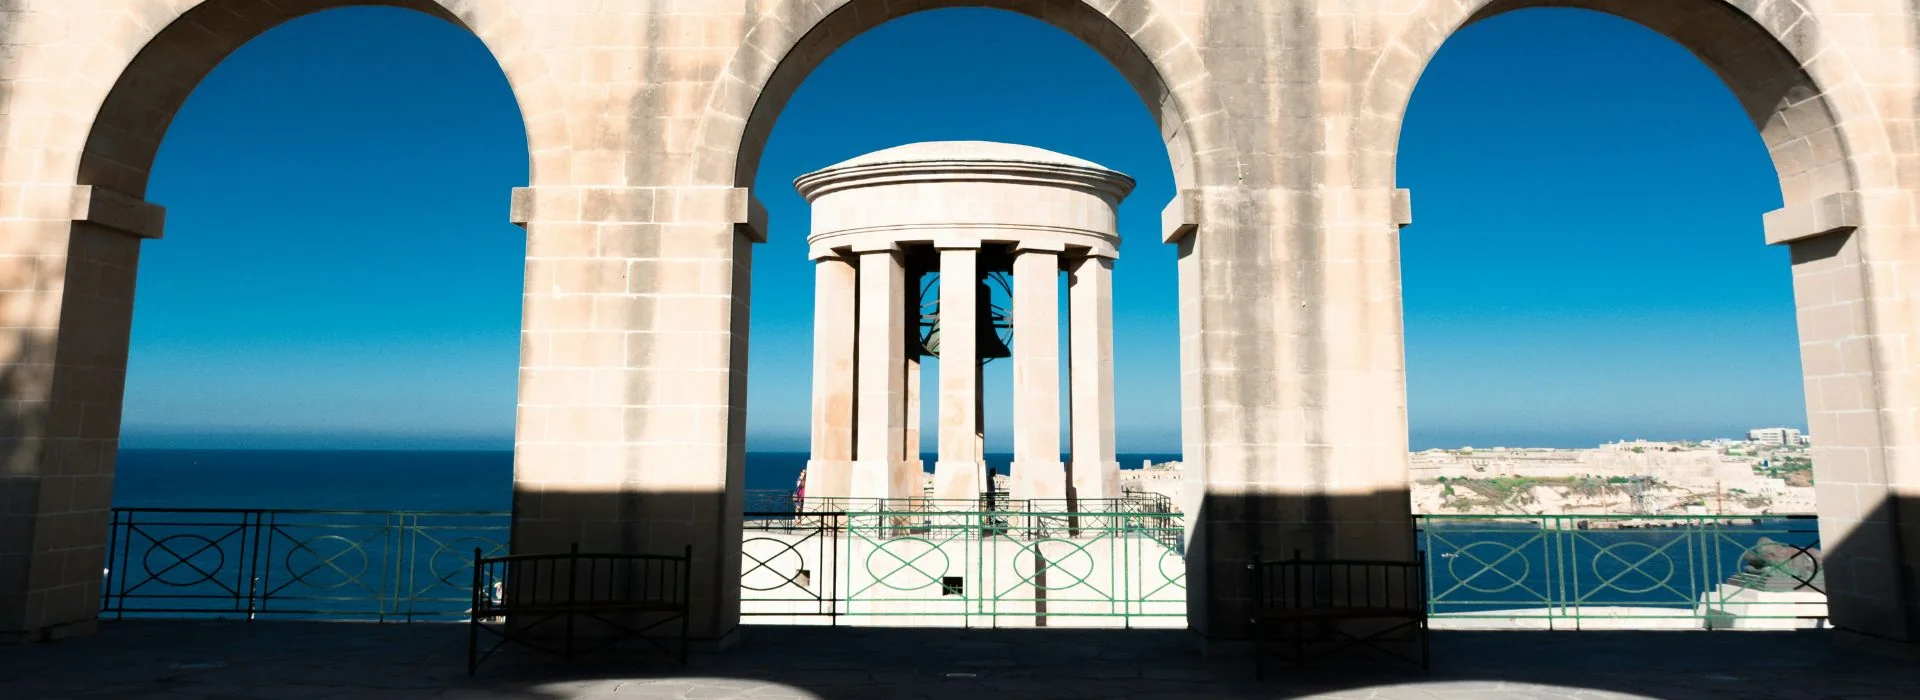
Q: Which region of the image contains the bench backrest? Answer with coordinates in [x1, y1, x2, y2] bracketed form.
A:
[1253, 549, 1428, 615]
[472, 544, 692, 614]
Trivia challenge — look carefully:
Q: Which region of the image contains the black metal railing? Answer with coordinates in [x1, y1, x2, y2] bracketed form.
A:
[741, 511, 843, 619]
[103, 508, 509, 621]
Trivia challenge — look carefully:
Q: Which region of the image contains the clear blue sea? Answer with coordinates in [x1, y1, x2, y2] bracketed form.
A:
[111, 449, 1182, 511]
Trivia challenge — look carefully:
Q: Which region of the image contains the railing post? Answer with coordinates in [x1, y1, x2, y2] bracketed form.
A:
[248, 511, 269, 620]
[102, 510, 119, 617]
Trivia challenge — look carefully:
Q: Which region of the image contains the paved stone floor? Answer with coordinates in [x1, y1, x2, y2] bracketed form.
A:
[2, 621, 1916, 699]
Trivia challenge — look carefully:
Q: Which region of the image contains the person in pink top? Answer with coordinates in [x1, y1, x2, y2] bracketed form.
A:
[793, 468, 807, 512]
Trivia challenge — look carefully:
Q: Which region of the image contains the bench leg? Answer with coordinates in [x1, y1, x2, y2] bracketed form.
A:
[1420, 617, 1430, 670]
[1294, 620, 1304, 667]
[565, 611, 576, 660]
[1253, 617, 1262, 681]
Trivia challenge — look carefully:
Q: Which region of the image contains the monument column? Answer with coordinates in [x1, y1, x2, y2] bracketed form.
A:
[806, 253, 856, 503]
[933, 243, 985, 500]
[852, 245, 913, 503]
[1010, 243, 1066, 501]
[1068, 254, 1120, 501]
[904, 267, 925, 489]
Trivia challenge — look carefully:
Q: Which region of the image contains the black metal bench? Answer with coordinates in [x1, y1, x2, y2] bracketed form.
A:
[468, 543, 691, 674]
[1251, 549, 1429, 678]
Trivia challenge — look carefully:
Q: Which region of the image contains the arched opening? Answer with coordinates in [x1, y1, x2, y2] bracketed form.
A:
[1385, 1, 1902, 638]
[113, 6, 529, 506]
[11, 1, 532, 630]
[733, 5, 1188, 628]
[702, 0, 1221, 193]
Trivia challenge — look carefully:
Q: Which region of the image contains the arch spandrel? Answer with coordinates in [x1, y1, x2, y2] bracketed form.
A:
[687, 0, 1232, 194]
[46, 0, 552, 200]
[1359, 0, 1898, 203]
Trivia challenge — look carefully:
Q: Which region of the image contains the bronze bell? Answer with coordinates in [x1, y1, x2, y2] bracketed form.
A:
[919, 279, 1012, 361]
[975, 278, 1012, 360]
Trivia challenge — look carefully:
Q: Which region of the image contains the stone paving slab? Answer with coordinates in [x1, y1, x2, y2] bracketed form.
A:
[1, 621, 1915, 699]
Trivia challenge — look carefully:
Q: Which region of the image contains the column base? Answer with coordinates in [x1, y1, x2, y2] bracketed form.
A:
[3, 618, 97, 645]
[1008, 460, 1067, 502]
[1070, 459, 1122, 502]
[932, 459, 986, 501]
[803, 459, 853, 505]
[1836, 627, 1920, 658]
[1184, 627, 1254, 657]
[906, 459, 925, 497]
[850, 459, 919, 503]
[688, 625, 742, 654]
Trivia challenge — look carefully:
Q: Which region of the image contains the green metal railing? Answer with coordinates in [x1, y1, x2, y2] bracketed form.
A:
[103, 506, 1816, 629]
[1415, 514, 1824, 625]
[742, 506, 1187, 626]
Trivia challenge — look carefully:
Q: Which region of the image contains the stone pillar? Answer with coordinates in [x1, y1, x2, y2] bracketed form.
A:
[805, 253, 856, 503]
[933, 245, 985, 501]
[1009, 245, 1066, 501]
[1173, 188, 1415, 646]
[0, 187, 160, 642]
[1766, 194, 1920, 643]
[852, 246, 913, 502]
[1068, 254, 1120, 502]
[509, 185, 762, 651]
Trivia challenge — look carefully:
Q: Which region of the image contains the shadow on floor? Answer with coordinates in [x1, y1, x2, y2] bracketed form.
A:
[2, 621, 1916, 699]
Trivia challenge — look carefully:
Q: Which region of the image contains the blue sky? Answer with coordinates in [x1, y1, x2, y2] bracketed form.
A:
[119, 7, 1803, 452]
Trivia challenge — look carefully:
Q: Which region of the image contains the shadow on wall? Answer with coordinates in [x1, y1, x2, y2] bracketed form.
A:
[508, 488, 746, 648]
[0, 254, 70, 635]
[505, 488, 1428, 646]
[0, 0, 36, 634]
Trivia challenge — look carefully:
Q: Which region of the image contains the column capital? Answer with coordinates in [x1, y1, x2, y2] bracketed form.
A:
[1764, 190, 1860, 245]
[70, 186, 165, 239]
[1162, 189, 1198, 244]
[1012, 240, 1066, 254]
[849, 240, 903, 254]
[931, 237, 983, 250]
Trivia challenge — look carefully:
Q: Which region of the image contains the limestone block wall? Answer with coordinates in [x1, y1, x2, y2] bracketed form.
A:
[0, 0, 1916, 646]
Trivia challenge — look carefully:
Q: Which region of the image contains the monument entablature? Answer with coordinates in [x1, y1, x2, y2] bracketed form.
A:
[795, 141, 1134, 261]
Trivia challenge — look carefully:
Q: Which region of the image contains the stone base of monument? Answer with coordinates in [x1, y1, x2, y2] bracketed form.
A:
[1697, 584, 1829, 630]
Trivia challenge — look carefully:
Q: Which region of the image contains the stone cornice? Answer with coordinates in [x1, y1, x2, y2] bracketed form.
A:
[793, 160, 1136, 203]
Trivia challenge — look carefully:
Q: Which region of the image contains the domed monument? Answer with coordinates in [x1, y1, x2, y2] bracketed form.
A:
[794, 141, 1135, 506]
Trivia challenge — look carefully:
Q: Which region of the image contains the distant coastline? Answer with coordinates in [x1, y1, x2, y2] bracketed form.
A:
[111, 448, 1183, 512]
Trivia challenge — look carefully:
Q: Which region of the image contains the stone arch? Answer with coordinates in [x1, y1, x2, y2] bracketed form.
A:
[1365, 0, 1920, 639]
[76, 0, 543, 200]
[1361, 0, 1894, 205]
[689, 0, 1231, 194]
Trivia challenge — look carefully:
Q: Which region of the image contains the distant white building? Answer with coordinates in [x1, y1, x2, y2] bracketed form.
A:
[1748, 427, 1803, 446]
